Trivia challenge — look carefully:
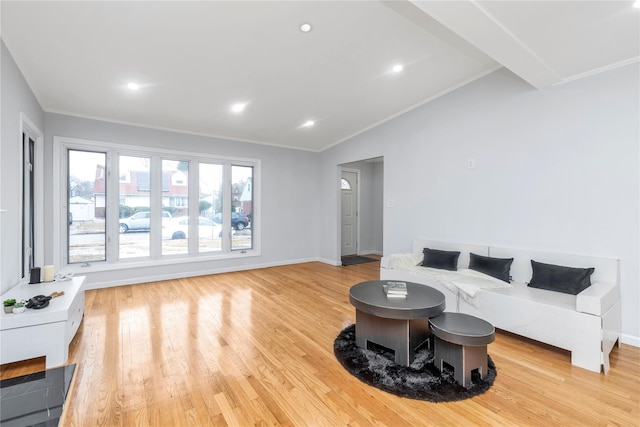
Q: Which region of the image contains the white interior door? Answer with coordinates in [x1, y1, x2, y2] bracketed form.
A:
[341, 171, 358, 256]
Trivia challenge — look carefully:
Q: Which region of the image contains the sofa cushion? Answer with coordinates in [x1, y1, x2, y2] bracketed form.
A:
[422, 248, 460, 271]
[469, 253, 513, 283]
[528, 260, 594, 295]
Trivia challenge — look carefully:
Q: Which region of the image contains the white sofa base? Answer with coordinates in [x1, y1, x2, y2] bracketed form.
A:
[381, 240, 621, 374]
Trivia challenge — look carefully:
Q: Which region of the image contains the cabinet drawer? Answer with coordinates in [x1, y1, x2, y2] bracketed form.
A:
[65, 292, 85, 345]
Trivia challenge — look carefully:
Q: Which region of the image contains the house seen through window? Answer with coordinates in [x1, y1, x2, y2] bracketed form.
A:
[64, 141, 256, 266]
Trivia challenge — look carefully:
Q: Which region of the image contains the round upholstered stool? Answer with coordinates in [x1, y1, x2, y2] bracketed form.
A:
[429, 312, 495, 387]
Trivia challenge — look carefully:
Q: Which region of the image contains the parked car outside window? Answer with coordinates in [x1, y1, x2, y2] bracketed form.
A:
[119, 211, 172, 233]
[161, 216, 223, 240]
[211, 212, 249, 230]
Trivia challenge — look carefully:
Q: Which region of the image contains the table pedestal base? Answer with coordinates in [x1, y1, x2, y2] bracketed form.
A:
[434, 337, 488, 388]
[355, 309, 430, 366]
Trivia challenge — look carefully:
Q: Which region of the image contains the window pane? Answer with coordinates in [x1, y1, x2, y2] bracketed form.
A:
[118, 155, 150, 258]
[68, 150, 106, 263]
[199, 163, 223, 253]
[162, 160, 189, 255]
[231, 165, 252, 251]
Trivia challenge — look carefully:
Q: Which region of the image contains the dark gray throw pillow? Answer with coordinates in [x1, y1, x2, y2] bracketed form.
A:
[528, 260, 594, 295]
[422, 248, 460, 271]
[469, 253, 513, 283]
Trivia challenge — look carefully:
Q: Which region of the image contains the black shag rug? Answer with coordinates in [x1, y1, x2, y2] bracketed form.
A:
[341, 256, 377, 266]
[334, 325, 496, 402]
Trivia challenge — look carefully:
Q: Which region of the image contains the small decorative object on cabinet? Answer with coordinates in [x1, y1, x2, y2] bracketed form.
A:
[13, 301, 26, 314]
[3, 299, 16, 314]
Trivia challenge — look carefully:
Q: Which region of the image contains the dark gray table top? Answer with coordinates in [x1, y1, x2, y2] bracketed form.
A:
[349, 280, 446, 320]
[429, 312, 495, 346]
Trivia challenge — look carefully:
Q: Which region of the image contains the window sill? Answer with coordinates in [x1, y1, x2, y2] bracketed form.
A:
[62, 249, 260, 274]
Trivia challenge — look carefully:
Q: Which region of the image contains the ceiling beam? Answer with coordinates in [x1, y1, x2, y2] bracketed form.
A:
[409, 0, 561, 89]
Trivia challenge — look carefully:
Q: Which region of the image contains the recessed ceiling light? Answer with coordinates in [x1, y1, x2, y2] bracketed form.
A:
[127, 82, 139, 90]
[231, 102, 246, 113]
[301, 120, 315, 128]
[392, 64, 404, 73]
[300, 23, 312, 33]
[634, 1, 640, 8]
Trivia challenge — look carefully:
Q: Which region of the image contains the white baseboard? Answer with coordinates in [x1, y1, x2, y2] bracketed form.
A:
[84, 255, 368, 291]
[358, 250, 383, 256]
[84, 257, 319, 290]
[318, 258, 342, 267]
[621, 333, 640, 348]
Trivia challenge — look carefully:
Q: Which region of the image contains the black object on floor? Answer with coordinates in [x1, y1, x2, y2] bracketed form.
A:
[333, 325, 496, 402]
[1, 364, 76, 426]
[341, 256, 377, 266]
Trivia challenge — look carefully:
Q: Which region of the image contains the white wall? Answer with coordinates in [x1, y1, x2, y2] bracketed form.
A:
[40, 113, 321, 288]
[321, 65, 639, 344]
[1, 40, 44, 294]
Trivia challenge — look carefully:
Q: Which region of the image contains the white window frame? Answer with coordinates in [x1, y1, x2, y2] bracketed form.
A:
[53, 136, 260, 273]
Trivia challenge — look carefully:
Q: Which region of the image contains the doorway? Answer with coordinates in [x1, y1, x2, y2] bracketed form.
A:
[19, 113, 44, 280]
[341, 170, 358, 256]
[339, 157, 384, 259]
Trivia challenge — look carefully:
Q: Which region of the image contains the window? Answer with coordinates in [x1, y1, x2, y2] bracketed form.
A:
[68, 149, 106, 264]
[119, 155, 150, 259]
[162, 159, 189, 256]
[55, 137, 259, 269]
[199, 163, 223, 254]
[232, 165, 253, 251]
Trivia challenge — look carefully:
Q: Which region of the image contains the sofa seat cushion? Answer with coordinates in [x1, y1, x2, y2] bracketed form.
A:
[486, 282, 577, 311]
[486, 280, 619, 316]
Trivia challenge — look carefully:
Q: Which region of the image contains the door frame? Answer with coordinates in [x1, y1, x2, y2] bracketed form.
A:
[340, 167, 360, 257]
[19, 113, 44, 278]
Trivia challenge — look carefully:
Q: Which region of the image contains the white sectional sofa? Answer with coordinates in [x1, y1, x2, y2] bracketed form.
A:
[380, 240, 621, 373]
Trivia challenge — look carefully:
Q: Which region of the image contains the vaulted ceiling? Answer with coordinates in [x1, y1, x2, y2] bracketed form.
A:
[2, 1, 638, 151]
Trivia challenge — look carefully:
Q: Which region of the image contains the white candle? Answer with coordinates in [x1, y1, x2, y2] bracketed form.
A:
[43, 265, 54, 282]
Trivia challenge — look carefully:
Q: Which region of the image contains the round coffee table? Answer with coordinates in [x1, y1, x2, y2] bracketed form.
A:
[349, 280, 446, 366]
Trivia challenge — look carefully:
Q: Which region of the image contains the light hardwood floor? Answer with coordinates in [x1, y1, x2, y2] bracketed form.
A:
[2, 259, 639, 426]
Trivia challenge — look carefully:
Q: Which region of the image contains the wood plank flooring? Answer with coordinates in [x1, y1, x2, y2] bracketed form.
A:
[2, 259, 639, 426]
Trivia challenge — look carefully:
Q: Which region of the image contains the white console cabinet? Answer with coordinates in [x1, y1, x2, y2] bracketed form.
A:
[1, 276, 85, 368]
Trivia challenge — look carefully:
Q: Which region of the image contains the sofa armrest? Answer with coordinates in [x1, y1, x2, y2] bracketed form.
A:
[576, 281, 619, 316]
